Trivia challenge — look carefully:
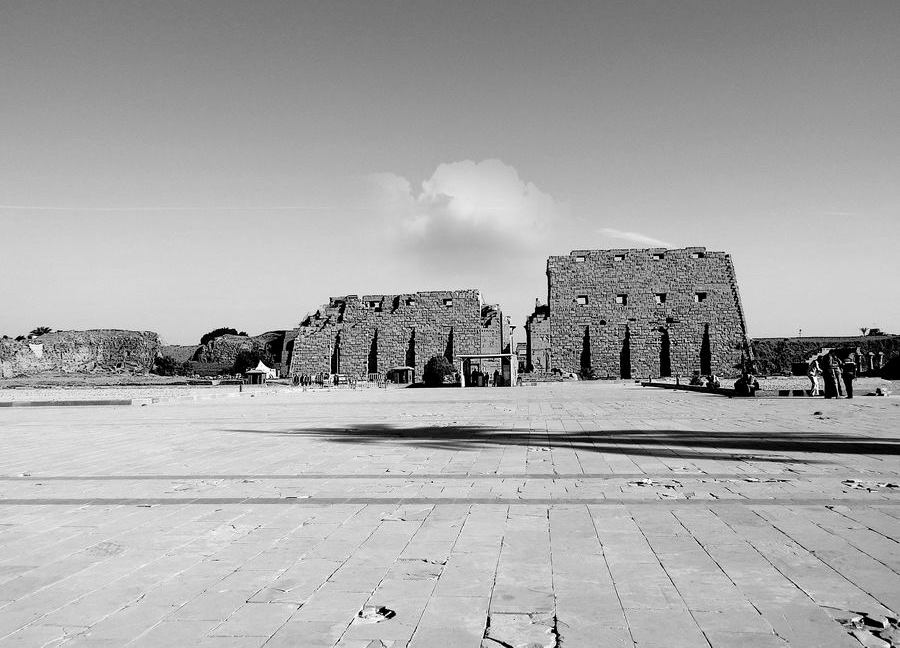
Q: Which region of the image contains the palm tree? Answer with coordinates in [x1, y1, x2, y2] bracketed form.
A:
[29, 326, 52, 337]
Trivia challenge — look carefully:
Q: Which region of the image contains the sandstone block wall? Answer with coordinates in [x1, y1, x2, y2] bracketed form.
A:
[525, 304, 551, 373]
[0, 330, 161, 378]
[288, 290, 505, 380]
[546, 247, 749, 378]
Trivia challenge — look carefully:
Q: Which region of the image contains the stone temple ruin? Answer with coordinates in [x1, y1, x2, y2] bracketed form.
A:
[528, 247, 750, 378]
[0, 330, 161, 379]
[0, 247, 759, 383]
[286, 290, 509, 382]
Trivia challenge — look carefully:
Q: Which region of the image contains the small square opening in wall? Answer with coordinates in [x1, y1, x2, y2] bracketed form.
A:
[652, 253, 665, 260]
[616, 294, 627, 305]
[442, 298, 453, 307]
[406, 298, 417, 307]
[694, 292, 708, 302]
[691, 252, 705, 259]
[655, 293, 667, 304]
[365, 300, 381, 309]
[574, 255, 585, 263]
[575, 295, 589, 305]
[614, 254, 625, 261]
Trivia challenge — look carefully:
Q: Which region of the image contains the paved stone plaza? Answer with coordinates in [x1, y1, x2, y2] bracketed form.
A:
[1, 383, 899, 647]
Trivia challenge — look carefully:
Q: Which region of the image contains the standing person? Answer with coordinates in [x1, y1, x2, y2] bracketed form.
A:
[842, 354, 857, 398]
[807, 357, 822, 396]
[832, 352, 844, 397]
[821, 353, 837, 398]
[493, 370, 500, 387]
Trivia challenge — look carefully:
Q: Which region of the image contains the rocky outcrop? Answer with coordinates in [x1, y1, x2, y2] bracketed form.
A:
[0, 330, 161, 378]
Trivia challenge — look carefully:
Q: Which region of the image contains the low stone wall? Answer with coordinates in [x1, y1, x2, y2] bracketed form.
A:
[751, 335, 900, 377]
[0, 330, 161, 378]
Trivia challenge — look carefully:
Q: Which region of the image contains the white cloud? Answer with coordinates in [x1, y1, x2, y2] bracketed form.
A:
[597, 227, 673, 248]
[368, 159, 564, 255]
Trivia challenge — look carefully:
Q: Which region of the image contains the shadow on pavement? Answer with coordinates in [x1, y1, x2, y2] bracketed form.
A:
[225, 424, 900, 462]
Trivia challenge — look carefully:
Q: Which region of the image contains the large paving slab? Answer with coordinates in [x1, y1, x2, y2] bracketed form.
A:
[0, 382, 898, 647]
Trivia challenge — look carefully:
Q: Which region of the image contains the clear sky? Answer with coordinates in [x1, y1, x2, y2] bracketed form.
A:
[1, 0, 898, 344]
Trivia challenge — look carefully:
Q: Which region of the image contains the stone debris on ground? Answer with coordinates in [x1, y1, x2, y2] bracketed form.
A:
[0, 383, 899, 647]
[843, 479, 900, 492]
[629, 477, 682, 489]
[356, 606, 397, 624]
[841, 611, 900, 648]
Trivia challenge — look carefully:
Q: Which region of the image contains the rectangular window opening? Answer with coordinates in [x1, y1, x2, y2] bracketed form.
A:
[576, 295, 588, 305]
[694, 292, 708, 302]
[574, 255, 585, 263]
[406, 298, 417, 307]
[652, 253, 665, 260]
[691, 252, 705, 259]
[616, 294, 627, 305]
[655, 293, 667, 304]
[443, 298, 453, 307]
[613, 254, 625, 261]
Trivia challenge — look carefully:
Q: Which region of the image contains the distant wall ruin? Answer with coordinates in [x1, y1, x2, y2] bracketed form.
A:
[287, 290, 507, 380]
[751, 335, 900, 377]
[537, 247, 750, 378]
[0, 330, 161, 378]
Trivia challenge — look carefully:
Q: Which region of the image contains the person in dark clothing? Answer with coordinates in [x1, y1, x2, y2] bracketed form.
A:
[831, 353, 844, 397]
[734, 372, 760, 397]
[842, 355, 857, 398]
[821, 353, 838, 398]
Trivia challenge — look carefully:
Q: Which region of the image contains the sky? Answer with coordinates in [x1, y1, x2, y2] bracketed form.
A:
[1, 0, 898, 344]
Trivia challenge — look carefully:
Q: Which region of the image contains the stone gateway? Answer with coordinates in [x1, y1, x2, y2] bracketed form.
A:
[532, 247, 750, 379]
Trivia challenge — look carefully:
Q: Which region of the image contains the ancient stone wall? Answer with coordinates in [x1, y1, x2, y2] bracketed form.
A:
[525, 303, 551, 373]
[751, 335, 900, 377]
[0, 330, 161, 378]
[288, 290, 505, 381]
[546, 247, 749, 378]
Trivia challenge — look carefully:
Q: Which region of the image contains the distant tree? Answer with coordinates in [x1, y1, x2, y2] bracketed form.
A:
[579, 366, 598, 380]
[200, 327, 239, 345]
[238, 331, 248, 336]
[15, 335, 26, 342]
[860, 327, 869, 336]
[152, 355, 179, 376]
[423, 355, 454, 387]
[29, 326, 52, 337]
[179, 361, 193, 376]
[232, 349, 263, 375]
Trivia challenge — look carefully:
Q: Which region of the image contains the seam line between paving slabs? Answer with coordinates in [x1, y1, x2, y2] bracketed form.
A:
[751, 506, 898, 611]
[588, 503, 637, 646]
[480, 506, 510, 646]
[3, 472, 896, 481]
[636, 509, 716, 647]
[2, 498, 899, 506]
[714, 506, 877, 638]
[333, 503, 434, 646]
[672, 507, 784, 644]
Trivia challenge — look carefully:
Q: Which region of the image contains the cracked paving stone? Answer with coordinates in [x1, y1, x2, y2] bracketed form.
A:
[482, 613, 559, 648]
